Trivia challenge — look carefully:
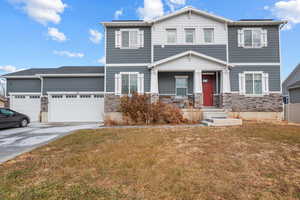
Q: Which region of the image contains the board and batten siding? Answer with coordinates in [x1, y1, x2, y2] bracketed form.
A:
[228, 25, 280, 63]
[154, 45, 227, 62]
[106, 27, 152, 64]
[230, 65, 281, 92]
[6, 78, 41, 96]
[152, 12, 227, 45]
[43, 77, 104, 95]
[289, 88, 300, 104]
[158, 72, 194, 95]
[105, 66, 151, 93]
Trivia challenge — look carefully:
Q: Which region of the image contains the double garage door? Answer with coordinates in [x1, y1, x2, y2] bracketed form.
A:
[10, 93, 104, 123]
[48, 93, 104, 123]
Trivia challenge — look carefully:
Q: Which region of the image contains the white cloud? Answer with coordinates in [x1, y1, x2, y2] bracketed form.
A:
[48, 27, 67, 42]
[53, 50, 84, 58]
[10, 0, 67, 25]
[89, 29, 103, 44]
[166, 0, 186, 11]
[114, 9, 123, 19]
[137, 0, 164, 20]
[97, 56, 106, 64]
[0, 65, 27, 73]
[267, 0, 300, 29]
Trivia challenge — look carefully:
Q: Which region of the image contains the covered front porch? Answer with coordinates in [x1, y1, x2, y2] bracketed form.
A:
[150, 51, 231, 109]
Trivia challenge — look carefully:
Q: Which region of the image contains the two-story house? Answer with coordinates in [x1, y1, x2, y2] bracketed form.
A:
[3, 7, 286, 123]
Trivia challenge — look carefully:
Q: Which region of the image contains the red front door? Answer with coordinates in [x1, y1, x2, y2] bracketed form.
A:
[202, 75, 215, 107]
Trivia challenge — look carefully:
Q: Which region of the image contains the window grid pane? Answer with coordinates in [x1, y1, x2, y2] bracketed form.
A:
[121, 74, 129, 94]
[254, 74, 262, 94]
[130, 31, 138, 47]
[129, 74, 138, 94]
[167, 29, 176, 43]
[185, 29, 195, 43]
[204, 28, 214, 43]
[176, 78, 188, 96]
[244, 30, 253, 47]
[121, 31, 129, 48]
[245, 74, 253, 94]
[253, 30, 262, 48]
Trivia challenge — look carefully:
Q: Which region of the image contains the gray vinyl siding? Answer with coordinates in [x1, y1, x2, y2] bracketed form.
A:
[289, 88, 300, 103]
[106, 27, 151, 64]
[158, 72, 193, 95]
[105, 66, 151, 93]
[43, 77, 104, 95]
[228, 26, 280, 63]
[230, 65, 281, 92]
[154, 45, 227, 61]
[6, 78, 41, 96]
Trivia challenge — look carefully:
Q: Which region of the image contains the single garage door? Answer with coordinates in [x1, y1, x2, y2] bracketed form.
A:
[10, 94, 41, 122]
[48, 93, 104, 122]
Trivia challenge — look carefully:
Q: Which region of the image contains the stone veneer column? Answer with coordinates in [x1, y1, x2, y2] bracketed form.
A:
[40, 96, 48, 122]
[104, 94, 121, 113]
[151, 93, 159, 103]
[4, 97, 10, 108]
[194, 93, 203, 108]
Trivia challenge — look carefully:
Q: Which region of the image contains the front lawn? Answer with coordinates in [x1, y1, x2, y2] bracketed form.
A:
[0, 122, 300, 200]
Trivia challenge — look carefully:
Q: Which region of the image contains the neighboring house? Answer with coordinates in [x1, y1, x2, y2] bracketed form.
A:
[3, 7, 287, 123]
[282, 64, 300, 123]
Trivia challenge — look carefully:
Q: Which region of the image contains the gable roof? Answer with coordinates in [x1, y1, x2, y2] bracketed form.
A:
[151, 6, 232, 24]
[2, 66, 105, 78]
[150, 50, 232, 68]
[102, 6, 287, 27]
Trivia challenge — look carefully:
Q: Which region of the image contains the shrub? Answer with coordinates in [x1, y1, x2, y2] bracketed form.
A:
[120, 93, 186, 125]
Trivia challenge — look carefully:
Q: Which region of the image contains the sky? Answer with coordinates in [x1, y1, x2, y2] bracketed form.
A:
[0, 0, 300, 81]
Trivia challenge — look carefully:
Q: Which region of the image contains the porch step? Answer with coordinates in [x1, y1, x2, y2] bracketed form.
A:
[202, 118, 243, 127]
[202, 111, 228, 119]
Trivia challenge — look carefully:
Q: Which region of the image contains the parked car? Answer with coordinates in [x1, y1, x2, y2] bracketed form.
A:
[0, 108, 30, 129]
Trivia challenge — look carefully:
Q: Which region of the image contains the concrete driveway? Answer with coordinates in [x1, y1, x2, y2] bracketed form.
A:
[0, 123, 100, 164]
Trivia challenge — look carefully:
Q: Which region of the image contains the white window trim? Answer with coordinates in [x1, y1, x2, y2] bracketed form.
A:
[240, 28, 266, 49]
[119, 29, 143, 49]
[175, 76, 188, 98]
[240, 71, 269, 96]
[203, 28, 215, 44]
[116, 72, 144, 96]
[184, 28, 196, 44]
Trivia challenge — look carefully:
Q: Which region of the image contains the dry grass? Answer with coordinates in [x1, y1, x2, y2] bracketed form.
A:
[0, 122, 300, 200]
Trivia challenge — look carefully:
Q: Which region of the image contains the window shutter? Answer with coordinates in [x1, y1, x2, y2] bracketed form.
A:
[138, 73, 144, 94]
[238, 30, 244, 47]
[239, 73, 245, 95]
[115, 74, 121, 95]
[262, 29, 268, 47]
[262, 73, 269, 94]
[115, 31, 121, 48]
[139, 30, 144, 48]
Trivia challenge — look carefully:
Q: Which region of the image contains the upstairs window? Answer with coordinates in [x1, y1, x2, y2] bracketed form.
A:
[185, 28, 195, 43]
[115, 29, 144, 49]
[166, 29, 177, 44]
[175, 76, 188, 97]
[238, 28, 268, 48]
[204, 28, 214, 43]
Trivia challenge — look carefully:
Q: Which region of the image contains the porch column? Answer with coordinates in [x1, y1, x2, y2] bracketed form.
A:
[150, 68, 159, 103]
[222, 68, 231, 93]
[194, 70, 203, 108]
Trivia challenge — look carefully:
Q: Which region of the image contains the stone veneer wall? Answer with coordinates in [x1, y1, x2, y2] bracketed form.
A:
[222, 93, 283, 112]
[4, 97, 10, 108]
[105, 94, 121, 112]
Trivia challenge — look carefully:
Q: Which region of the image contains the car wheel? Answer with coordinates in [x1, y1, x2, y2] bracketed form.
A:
[20, 119, 28, 127]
